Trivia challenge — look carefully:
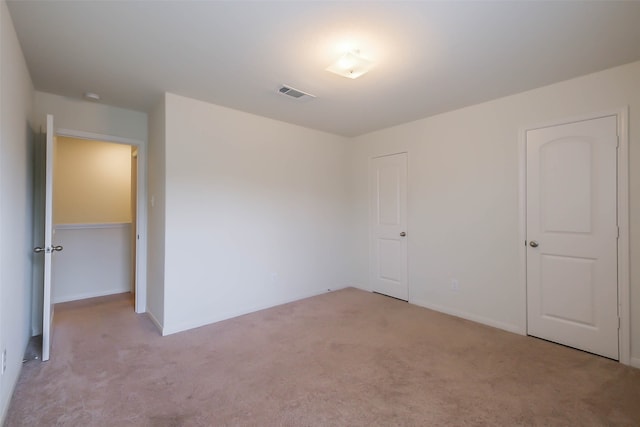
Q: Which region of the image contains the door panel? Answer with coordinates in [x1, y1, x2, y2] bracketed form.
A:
[540, 254, 595, 326]
[526, 115, 618, 360]
[378, 239, 402, 281]
[377, 165, 401, 225]
[370, 153, 408, 300]
[41, 114, 57, 362]
[540, 139, 592, 233]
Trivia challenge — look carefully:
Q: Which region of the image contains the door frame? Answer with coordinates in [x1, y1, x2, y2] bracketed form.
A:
[56, 128, 148, 314]
[518, 108, 630, 365]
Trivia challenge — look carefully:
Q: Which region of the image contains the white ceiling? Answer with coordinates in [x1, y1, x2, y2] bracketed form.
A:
[7, 1, 640, 137]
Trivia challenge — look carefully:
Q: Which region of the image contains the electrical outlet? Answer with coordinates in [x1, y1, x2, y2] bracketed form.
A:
[1, 349, 6, 375]
[450, 279, 460, 292]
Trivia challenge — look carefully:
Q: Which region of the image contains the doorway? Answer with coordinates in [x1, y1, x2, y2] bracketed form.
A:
[52, 137, 137, 304]
[522, 111, 629, 362]
[32, 126, 147, 340]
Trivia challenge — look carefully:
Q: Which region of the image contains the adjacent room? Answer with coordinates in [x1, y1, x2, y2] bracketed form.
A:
[51, 137, 137, 306]
[1, 1, 640, 425]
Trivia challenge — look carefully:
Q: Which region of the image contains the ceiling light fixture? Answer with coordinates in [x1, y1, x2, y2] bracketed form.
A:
[83, 92, 101, 102]
[326, 50, 374, 79]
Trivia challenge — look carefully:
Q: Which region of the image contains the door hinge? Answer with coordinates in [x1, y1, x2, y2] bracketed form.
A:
[617, 226, 620, 239]
[618, 317, 621, 330]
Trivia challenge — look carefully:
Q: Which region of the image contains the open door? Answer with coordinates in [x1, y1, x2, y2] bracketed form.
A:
[33, 114, 62, 362]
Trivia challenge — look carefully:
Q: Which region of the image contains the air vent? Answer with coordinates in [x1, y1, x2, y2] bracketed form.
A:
[278, 85, 316, 100]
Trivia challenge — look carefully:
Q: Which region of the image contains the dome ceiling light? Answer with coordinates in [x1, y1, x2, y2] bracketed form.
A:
[325, 50, 374, 79]
[83, 92, 101, 102]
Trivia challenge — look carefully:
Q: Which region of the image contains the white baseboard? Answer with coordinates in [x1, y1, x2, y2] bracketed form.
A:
[53, 288, 130, 304]
[146, 310, 163, 335]
[0, 368, 19, 427]
[411, 298, 524, 335]
[162, 287, 340, 336]
[629, 357, 640, 370]
[0, 335, 31, 426]
[348, 283, 371, 292]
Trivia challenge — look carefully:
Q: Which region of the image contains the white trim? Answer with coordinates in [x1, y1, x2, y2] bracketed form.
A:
[518, 127, 528, 336]
[519, 108, 631, 365]
[616, 107, 630, 366]
[146, 310, 163, 335]
[519, 109, 627, 133]
[162, 287, 336, 336]
[55, 222, 131, 230]
[53, 289, 130, 304]
[56, 128, 142, 146]
[412, 298, 523, 335]
[349, 283, 372, 293]
[0, 369, 20, 426]
[53, 128, 148, 314]
[630, 358, 640, 370]
[406, 152, 410, 303]
[371, 151, 409, 160]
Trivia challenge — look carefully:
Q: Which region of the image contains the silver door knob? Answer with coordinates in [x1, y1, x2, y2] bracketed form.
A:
[400, 232, 406, 237]
[33, 247, 44, 253]
[529, 241, 539, 248]
[52, 245, 63, 252]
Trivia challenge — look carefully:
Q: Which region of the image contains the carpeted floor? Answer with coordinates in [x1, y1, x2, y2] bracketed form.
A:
[5, 288, 640, 426]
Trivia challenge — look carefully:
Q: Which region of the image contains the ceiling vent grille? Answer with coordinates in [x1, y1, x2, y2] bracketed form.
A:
[278, 85, 316, 99]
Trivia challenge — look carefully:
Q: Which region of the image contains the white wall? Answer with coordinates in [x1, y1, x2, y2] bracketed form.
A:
[34, 92, 147, 142]
[31, 90, 148, 320]
[0, 0, 34, 422]
[146, 97, 166, 330]
[55, 137, 132, 224]
[350, 60, 640, 366]
[52, 225, 132, 303]
[160, 93, 352, 334]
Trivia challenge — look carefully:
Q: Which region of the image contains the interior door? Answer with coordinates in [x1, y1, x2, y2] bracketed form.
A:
[526, 115, 618, 360]
[34, 114, 62, 362]
[370, 153, 408, 300]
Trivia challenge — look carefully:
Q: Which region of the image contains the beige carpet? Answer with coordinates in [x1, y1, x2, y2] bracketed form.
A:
[5, 288, 640, 426]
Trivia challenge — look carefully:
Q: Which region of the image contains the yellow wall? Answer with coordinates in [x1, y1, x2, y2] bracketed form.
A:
[55, 137, 132, 224]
